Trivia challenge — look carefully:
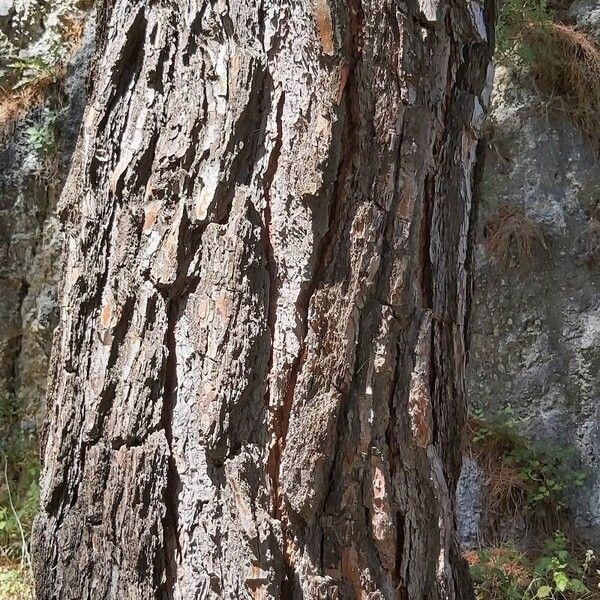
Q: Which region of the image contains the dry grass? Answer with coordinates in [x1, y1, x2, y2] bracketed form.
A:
[466, 546, 533, 600]
[486, 547, 532, 587]
[0, 74, 59, 133]
[465, 413, 576, 543]
[60, 15, 85, 48]
[484, 204, 547, 267]
[468, 541, 600, 600]
[486, 463, 529, 523]
[466, 416, 530, 539]
[523, 22, 600, 150]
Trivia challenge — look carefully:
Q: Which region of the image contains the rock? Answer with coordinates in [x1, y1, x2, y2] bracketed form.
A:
[0, 0, 13, 19]
[467, 63, 600, 544]
[569, 0, 600, 39]
[0, 10, 94, 443]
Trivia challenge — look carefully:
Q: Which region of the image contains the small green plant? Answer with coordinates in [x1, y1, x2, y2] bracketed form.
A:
[528, 532, 590, 598]
[468, 545, 530, 599]
[8, 55, 61, 90]
[26, 109, 58, 157]
[471, 406, 524, 444]
[467, 532, 598, 600]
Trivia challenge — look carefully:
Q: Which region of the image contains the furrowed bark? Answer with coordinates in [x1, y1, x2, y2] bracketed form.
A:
[32, 0, 495, 598]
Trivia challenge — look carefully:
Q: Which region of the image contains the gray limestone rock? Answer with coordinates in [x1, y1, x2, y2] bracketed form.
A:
[464, 62, 600, 544]
[0, 11, 94, 441]
[569, 0, 600, 39]
[0, 1, 14, 19]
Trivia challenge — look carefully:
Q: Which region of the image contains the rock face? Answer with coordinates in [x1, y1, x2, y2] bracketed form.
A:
[462, 52, 600, 542]
[569, 0, 600, 39]
[0, 10, 94, 442]
[0, 0, 91, 77]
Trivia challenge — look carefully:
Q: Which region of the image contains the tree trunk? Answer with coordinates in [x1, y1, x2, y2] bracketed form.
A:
[32, 0, 494, 598]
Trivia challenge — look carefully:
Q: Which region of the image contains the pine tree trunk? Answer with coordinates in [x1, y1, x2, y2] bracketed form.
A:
[32, 0, 494, 598]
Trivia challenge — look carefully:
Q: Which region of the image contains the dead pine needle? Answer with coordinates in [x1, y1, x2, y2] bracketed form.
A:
[523, 22, 600, 151]
[484, 204, 547, 268]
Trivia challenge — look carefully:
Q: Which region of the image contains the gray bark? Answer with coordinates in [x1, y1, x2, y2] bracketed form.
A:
[32, 0, 495, 598]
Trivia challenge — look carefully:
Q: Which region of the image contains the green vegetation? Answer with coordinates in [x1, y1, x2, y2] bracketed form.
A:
[0, 14, 84, 131]
[0, 391, 39, 599]
[496, 0, 553, 59]
[8, 56, 63, 91]
[26, 109, 59, 158]
[468, 407, 586, 534]
[0, 450, 37, 600]
[493, 0, 600, 151]
[0, 460, 39, 562]
[0, 562, 33, 600]
[467, 410, 597, 598]
[467, 532, 599, 599]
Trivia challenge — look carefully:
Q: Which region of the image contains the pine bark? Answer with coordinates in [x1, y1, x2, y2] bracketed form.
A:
[32, 0, 494, 598]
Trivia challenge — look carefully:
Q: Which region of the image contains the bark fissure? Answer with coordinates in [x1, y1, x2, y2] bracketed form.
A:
[263, 87, 285, 505]
[161, 295, 182, 600]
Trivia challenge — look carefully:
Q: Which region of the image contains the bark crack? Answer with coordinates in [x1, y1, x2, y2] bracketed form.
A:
[160, 294, 182, 600]
[159, 210, 203, 598]
[263, 88, 286, 516]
